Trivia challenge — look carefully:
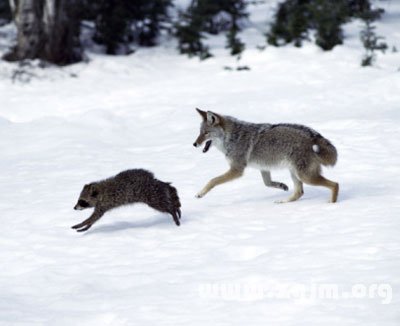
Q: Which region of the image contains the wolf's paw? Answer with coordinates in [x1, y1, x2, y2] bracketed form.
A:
[196, 190, 207, 198]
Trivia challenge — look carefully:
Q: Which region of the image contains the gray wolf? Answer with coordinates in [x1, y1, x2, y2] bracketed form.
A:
[72, 169, 181, 232]
[193, 108, 339, 203]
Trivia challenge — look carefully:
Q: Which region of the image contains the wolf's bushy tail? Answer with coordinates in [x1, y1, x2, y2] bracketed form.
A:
[314, 137, 338, 166]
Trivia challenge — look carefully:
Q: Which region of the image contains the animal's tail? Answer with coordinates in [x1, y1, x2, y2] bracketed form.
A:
[313, 136, 338, 166]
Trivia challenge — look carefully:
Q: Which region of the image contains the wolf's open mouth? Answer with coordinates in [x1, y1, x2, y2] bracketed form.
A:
[203, 140, 212, 153]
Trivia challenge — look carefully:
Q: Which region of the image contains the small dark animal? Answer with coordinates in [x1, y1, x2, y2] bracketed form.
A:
[72, 169, 181, 232]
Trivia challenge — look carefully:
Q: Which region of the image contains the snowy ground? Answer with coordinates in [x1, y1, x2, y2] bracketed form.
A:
[0, 1, 400, 325]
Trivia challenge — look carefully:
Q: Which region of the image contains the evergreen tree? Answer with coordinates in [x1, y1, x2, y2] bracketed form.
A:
[266, 0, 309, 47]
[311, 0, 348, 50]
[226, 25, 244, 56]
[267, 0, 383, 51]
[176, 0, 247, 59]
[175, 6, 212, 60]
[0, 0, 12, 25]
[93, 0, 172, 55]
[360, 11, 387, 66]
[225, 0, 246, 56]
[133, 0, 173, 47]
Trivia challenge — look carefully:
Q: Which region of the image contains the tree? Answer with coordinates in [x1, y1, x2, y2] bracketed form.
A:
[93, 0, 172, 55]
[0, 0, 11, 25]
[311, 0, 347, 50]
[3, 0, 82, 65]
[360, 11, 387, 66]
[266, 0, 383, 51]
[176, 0, 247, 59]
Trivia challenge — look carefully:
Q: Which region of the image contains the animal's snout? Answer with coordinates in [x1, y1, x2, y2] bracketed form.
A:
[193, 142, 199, 147]
[74, 205, 79, 210]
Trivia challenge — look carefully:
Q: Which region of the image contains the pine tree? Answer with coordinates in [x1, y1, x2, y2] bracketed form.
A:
[267, 0, 383, 52]
[0, 0, 11, 25]
[132, 0, 173, 47]
[93, 0, 172, 55]
[360, 12, 387, 66]
[176, 0, 247, 59]
[311, 0, 347, 50]
[175, 7, 212, 60]
[94, 0, 130, 54]
[266, 0, 310, 48]
[225, 0, 247, 56]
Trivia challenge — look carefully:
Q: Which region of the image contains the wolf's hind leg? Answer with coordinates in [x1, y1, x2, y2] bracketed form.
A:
[275, 172, 304, 203]
[299, 173, 339, 203]
[261, 171, 288, 191]
[196, 167, 243, 198]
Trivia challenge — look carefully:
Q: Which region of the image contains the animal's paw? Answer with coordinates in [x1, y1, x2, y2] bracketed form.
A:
[280, 183, 289, 191]
[195, 192, 205, 198]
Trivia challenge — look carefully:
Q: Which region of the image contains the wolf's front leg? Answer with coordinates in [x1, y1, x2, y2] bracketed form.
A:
[261, 171, 288, 191]
[72, 207, 105, 232]
[196, 167, 244, 198]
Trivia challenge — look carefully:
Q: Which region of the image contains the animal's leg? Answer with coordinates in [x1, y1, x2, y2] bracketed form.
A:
[261, 170, 288, 191]
[196, 167, 244, 198]
[299, 173, 339, 203]
[275, 172, 304, 203]
[72, 208, 105, 232]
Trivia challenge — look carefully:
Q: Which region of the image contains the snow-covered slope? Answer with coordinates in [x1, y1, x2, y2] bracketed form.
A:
[0, 1, 399, 325]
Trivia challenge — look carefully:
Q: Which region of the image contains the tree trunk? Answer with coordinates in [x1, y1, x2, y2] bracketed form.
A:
[4, 0, 82, 65]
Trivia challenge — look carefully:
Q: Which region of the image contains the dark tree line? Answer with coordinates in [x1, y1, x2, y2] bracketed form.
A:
[0, 0, 386, 66]
[89, 0, 172, 55]
[266, 0, 383, 50]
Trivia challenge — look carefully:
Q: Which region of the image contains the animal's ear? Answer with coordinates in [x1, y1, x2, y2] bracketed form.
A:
[206, 111, 222, 126]
[196, 108, 207, 121]
[90, 184, 99, 198]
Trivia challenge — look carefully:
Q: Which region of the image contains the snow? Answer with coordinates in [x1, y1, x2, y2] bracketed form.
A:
[0, 1, 399, 325]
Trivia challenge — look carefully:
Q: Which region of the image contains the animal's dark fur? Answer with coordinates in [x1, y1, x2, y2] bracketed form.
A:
[72, 169, 181, 232]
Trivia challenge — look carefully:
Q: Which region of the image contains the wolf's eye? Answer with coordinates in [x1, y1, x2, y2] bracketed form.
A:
[91, 190, 98, 197]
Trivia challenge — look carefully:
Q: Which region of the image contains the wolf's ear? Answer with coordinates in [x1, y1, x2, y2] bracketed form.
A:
[196, 108, 207, 121]
[206, 111, 221, 126]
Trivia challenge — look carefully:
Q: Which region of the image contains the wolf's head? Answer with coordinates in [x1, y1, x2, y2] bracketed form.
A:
[74, 183, 101, 210]
[193, 108, 224, 153]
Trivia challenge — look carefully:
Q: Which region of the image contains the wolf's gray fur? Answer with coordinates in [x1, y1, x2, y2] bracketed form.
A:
[193, 109, 339, 203]
[72, 169, 181, 232]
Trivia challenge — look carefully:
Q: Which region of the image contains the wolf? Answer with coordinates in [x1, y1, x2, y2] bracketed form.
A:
[193, 108, 339, 203]
[72, 169, 181, 232]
